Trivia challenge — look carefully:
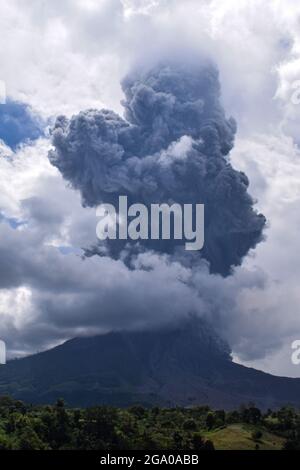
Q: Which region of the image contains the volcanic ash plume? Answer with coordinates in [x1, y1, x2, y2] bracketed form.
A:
[49, 60, 265, 275]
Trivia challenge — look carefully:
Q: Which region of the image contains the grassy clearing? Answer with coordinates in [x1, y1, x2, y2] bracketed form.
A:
[204, 423, 285, 450]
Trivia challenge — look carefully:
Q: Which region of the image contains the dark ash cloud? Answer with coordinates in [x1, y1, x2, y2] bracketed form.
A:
[50, 59, 265, 275]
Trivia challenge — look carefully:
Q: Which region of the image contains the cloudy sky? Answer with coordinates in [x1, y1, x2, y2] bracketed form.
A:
[1, 0, 300, 377]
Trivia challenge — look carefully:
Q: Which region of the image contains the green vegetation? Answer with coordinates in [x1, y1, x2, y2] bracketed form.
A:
[0, 396, 298, 450]
[205, 424, 284, 450]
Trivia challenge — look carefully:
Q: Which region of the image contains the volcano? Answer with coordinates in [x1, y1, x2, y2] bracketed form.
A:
[0, 318, 299, 410]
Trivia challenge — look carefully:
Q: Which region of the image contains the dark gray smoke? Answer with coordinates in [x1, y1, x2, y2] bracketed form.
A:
[49, 59, 265, 275]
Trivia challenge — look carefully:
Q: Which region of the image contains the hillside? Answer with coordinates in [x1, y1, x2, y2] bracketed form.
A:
[0, 318, 300, 409]
[204, 424, 285, 450]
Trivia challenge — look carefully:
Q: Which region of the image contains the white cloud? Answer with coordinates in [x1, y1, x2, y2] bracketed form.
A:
[224, 133, 300, 375]
[0, 0, 297, 125]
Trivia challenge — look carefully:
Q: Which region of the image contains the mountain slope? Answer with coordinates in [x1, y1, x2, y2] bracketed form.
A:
[0, 319, 300, 409]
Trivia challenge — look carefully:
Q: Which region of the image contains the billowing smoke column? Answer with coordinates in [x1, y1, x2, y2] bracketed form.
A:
[49, 60, 265, 275]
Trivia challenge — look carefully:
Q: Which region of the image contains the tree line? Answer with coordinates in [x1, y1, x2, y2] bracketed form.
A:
[0, 396, 298, 450]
